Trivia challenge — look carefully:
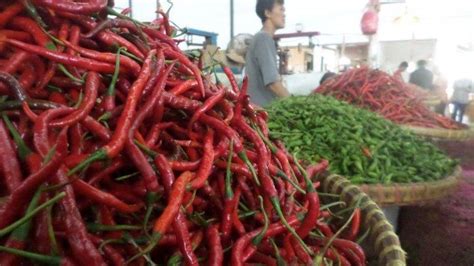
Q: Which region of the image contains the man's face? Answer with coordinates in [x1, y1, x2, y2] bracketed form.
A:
[266, 3, 286, 29]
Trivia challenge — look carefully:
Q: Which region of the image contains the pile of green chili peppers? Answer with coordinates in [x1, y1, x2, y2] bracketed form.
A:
[266, 95, 458, 184]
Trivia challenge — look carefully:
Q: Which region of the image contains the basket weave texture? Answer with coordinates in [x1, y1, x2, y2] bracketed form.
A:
[319, 174, 406, 266]
[403, 125, 474, 141]
[358, 166, 462, 206]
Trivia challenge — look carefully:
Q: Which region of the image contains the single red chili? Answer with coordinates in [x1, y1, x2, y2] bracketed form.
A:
[6, 39, 125, 74]
[188, 130, 214, 189]
[188, 88, 225, 136]
[0, 119, 23, 193]
[61, 40, 141, 76]
[48, 71, 100, 127]
[206, 224, 223, 266]
[0, 29, 32, 42]
[34, 0, 107, 15]
[72, 179, 142, 213]
[9, 16, 51, 47]
[345, 208, 361, 241]
[169, 79, 198, 96]
[0, 51, 29, 74]
[0, 3, 24, 28]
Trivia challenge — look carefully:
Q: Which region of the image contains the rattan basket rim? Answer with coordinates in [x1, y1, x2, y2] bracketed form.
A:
[319, 174, 406, 265]
[358, 166, 462, 206]
[402, 125, 474, 140]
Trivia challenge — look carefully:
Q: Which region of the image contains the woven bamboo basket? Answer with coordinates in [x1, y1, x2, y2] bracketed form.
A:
[402, 125, 474, 141]
[318, 174, 406, 266]
[358, 166, 462, 206]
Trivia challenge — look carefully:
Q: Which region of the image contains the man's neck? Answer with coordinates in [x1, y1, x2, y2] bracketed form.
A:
[262, 22, 277, 36]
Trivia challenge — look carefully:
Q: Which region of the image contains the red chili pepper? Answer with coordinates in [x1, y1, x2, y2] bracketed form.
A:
[69, 50, 155, 175]
[163, 49, 205, 96]
[53, 168, 107, 266]
[249, 251, 277, 266]
[231, 188, 246, 235]
[61, 40, 141, 76]
[9, 16, 51, 47]
[88, 234, 125, 266]
[152, 171, 192, 235]
[34, 0, 107, 15]
[0, 127, 68, 229]
[0, 29, 32, 42]
[125, 54, 170, 193]
[206, 224, 223, 266]
[188, 130, 215, 189]
[0, 119, 23, 193]
[345, 208, 361, 241]
[231, 216, 300, 266]
[0, 51, 29, 74]
[48, 72, 100, 127]
[0, 3, 24, 28]
[188, 88, 225, 136]
[169, 79, 198, 96]
[71, 179, 142, 213]
[6, 39, 125, 74]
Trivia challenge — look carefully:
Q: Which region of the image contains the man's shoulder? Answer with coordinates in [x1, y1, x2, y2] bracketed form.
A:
[253, 31, 273, 42]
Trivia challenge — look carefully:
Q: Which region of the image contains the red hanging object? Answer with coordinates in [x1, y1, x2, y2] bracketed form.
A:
[361, 0, 379, 36]
[361, 8, 379, 35]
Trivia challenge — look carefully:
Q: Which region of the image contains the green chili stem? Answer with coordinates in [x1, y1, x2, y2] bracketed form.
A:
[2, 113, 32, 160]
[67, 149, 108, 176]
[314, 200, 361, 264]
[252, 196, 269, 246]
[87, 224, 143, 232]
[0, 246, 61, 265]
[0, 192, 66, 238]
[225, 140, 234, 199]
[11, 188, 42, 240]
[57, 64, 84, 84]
[270, 197, 313, 256]
[238, 151, 261, 186]
[107, 48, 123, 97]
[46, 205, 60, 255]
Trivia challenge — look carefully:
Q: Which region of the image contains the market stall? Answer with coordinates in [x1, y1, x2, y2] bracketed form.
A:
[0, 1, 409, 265]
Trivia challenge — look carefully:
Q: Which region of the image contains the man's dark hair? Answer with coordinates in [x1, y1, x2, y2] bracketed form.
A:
[417, 60, 427, 68]
[399, 61, 408, 68]
[256, 0, 284, 23]
[320, 71, 336, 85]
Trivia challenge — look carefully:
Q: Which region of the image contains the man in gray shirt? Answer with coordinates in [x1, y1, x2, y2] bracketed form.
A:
[245, 0, 289, 107]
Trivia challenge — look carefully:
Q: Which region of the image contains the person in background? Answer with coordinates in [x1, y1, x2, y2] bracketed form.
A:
[409, 60, 434, 90]
[432, 67, 448, 115]
[245, 0, 289, 107]
[393, 61, 408, 82]
[451, 78, 473, 123]
[319, 71, 336, 86]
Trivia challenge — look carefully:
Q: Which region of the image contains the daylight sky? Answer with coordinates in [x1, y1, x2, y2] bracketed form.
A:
[115, 0, 473, 48]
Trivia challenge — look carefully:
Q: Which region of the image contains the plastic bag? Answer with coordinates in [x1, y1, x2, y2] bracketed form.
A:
[361, 8, 379, 35]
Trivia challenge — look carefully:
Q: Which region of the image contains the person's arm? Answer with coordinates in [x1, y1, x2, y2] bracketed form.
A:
[255, 33, 289, 98]
[267, 80, 289, 97]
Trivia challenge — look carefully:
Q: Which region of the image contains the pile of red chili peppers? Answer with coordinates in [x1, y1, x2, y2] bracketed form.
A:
[0, 1, 366, 265]
[315, 67, 466, 130]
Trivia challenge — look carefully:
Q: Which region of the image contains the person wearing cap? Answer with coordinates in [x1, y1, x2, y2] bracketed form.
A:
[245, 0, 289, 107]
